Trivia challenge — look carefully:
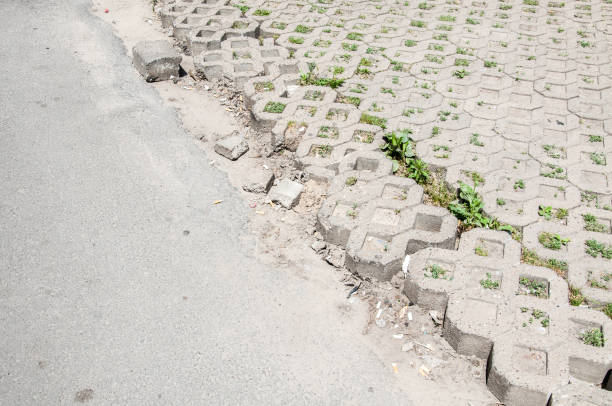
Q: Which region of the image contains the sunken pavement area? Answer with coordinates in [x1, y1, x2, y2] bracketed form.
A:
[152, 1, 612, 404]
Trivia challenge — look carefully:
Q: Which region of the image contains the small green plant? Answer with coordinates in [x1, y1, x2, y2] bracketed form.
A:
[604, 303, 612, 319]
[424, 264, 450, 279]
[453, 69, 469, 79]
[313, 144, 332, 158]
[360, 113, 387, 129]
[580, 328, 605, 347]
[448, 182, 514, 233]
[539, 205, 553, 220]
[522, 248, 568, 278]
[253, 9, 270, 16]
[346, 32, 363, 41]
[475, 244, 488, 257]
[590, 152, 606, 165]
[569, 286, 585, 306]
[295, 24, 312, 33]
[538, 232, 569, 250]
[264, 102, 286, 113]
[585, 239, 612, 259]
[411, 20, 426, 28]
[589, 135, 603, 143]
[254, 82, 274, 92]
[299, 71, 345, 89]
[583, 214, 607, 233]
[288, 36, 304, 44]
[480, 273, 499, 289]
[345, 177, 357, 186]
[470, 133, 484, 147]
[514, 180, 525, 190]
[519, 276, 548, 298]
[497, 198, 506, 206]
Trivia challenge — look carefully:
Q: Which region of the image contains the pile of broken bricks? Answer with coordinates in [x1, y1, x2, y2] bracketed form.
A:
[133, 1, 612, 405]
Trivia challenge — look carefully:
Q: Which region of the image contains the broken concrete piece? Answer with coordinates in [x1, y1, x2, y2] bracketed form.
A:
[132, 40, 181, 82]
[268, 179, 303, 209]
[214, 136, 249, 161]
[325, 248, 345, 268]
[311, 240, 327, 252]
[242, 170, 274, 193]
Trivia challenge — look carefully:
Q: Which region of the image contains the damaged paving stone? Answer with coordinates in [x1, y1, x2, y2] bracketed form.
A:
[268, 179, 303, 209]
[132, 40, 181, 82]
[214, 134, 249, 161]
[241, 170, 274, 194]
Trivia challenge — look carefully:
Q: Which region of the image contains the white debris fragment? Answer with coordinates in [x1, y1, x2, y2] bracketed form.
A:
[401, 255, 411, 278]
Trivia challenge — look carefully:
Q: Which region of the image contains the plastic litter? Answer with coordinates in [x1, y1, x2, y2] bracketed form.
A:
[346, 282, 361, 299]
[418, 365, 431, 377]
[401, 255, 410, 278]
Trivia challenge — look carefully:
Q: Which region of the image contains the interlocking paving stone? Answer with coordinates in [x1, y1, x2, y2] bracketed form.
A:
[160, 1, 612, 403]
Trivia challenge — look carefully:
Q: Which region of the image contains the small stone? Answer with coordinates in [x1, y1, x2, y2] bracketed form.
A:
[311, 241, 327, 252]
[401, 342, 415, 352]
[214, 135, 249, 160]
[132, 41, 181, 82]
[268, 179, 304, 209]
[242, 171, 275, 193]
[325, 248, 345, 268]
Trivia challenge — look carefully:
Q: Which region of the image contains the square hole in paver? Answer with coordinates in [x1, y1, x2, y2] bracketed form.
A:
[516, 307, 550, 335]
[362, 233, 391, 253]
[382, 184, 408, 200]
[512, 346, 548, 376]
[203, 53, 223, 62]
[233, 63, 253, 73]
[414, 213, 442, 232]
[332, 202, 356, 219]
[260, 49, 280, 58]
[205, 18, 224, 27]
[570, 318, 604, 346]
[180, 16, 204, 25]
[304, 90, 325, 101]
[216, 8, 235, 16]
[296, 105, 317, 117]
[585, 269, 612, 290]
[308, 144, 333, 158]
[353, 130, 375, 143]
[326, 108, 349, 121]
[371, 208, 400, 226]
[475, 239, 505, 258]
[423, 260, 455, 280]
[231, 39, 249, 48]
[475, 267, 503, 290]
[195, 29, 215, 38]
[354, 157, 379, 171]
[517, 275, 549, 299]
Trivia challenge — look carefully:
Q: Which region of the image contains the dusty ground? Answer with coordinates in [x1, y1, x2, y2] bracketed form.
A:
[90, 0, 502, 404]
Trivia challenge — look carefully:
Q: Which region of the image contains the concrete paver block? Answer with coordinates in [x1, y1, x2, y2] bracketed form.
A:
[242, 170, 274, 194]
[132, 41, 181, 82]
[268, 179, 304, 209]
[214, 135, 249, 161]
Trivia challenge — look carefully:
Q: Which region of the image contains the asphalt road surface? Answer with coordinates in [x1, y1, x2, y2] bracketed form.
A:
[0, 1, 411, 404]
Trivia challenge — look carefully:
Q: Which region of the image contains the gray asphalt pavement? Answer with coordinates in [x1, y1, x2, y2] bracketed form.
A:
[0, 1, 410, 404]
